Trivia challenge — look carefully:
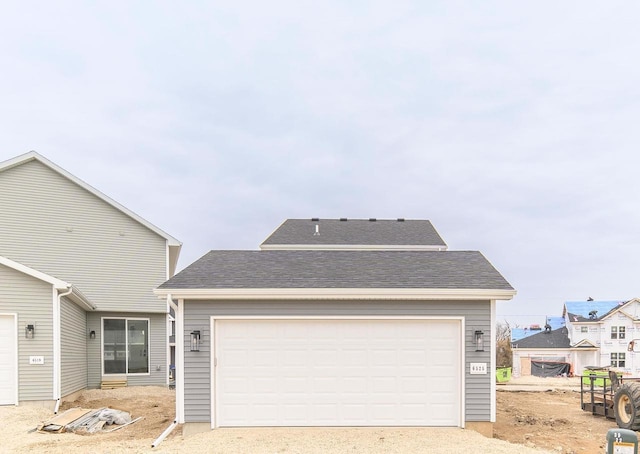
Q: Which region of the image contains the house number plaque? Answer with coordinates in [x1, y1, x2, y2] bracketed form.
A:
[470, 363, 487, 374]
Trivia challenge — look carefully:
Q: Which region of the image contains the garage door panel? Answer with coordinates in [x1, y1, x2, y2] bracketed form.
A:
[216, 319, 460, 427]
[0, 315, 17, 406]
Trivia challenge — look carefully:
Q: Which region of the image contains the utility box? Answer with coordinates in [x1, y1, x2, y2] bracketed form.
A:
[606, 428, 638, 454]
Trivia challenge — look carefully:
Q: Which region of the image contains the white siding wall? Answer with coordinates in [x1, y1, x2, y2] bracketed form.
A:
[0, 264, 54, 402]
[0, 160, 167, 313]
[60, 297, 88, 397]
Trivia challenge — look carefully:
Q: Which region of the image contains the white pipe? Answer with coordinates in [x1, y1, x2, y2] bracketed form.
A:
[151, 420, 178, 448]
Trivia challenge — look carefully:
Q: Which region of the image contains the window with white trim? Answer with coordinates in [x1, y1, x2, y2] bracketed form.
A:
[611, 326, 626, 339]
[103, 318, 149, 374]
[581, 326, 588, 333]
[611, 352, 626, 367]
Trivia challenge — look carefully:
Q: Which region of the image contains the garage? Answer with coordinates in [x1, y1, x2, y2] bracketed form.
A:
[0, 314, 17, 405]
[212, 318, 462, 427]
[157, 219, 516, 434]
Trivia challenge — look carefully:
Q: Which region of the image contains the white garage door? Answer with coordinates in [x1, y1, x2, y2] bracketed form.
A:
[214, 319, 461, 427]
[0, 315, 17, 405]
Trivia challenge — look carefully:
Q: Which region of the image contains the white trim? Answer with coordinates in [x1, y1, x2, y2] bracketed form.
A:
[460, 317, 466, 429]
[156, 288, 516, 301]
[166, 311, 170, 387]
[0, 255, 69, 289]
[165, 241, 171, 281]
[0, 256, 96, 311]
[259, 244, 447, 251]
[490, 300, 496, 423]
[209, 315, 465, 429]
[0, 313, 19, 405]
[258, 218, 287, 248]
[0, 151, 182, 247]
[176, 300, 185, 423]
[100, 317, 151, 377]
[600, 299, 640, 322]
[210, 316, 216, 429]
[52, 286, 67, 403]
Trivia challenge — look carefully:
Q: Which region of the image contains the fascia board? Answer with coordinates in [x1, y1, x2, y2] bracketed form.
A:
[600, 304, 635, 322]
[0, 255, 96, 310]
[258, 218, 287, 248]
[0, 255, 69, 289]
[155, 287, 517, 301]
[0, 152, 182, 247]
[573, 339, 597, 348]
[259, 244, 447, 251]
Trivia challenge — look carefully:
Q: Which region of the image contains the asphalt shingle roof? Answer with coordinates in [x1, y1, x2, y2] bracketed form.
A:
[159, 250, 513, 290]
[512, 327, 571, 349]
[260, 219, 447, 248]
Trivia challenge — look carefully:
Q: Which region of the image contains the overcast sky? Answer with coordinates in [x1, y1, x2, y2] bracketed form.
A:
[2, 2, 639, 326]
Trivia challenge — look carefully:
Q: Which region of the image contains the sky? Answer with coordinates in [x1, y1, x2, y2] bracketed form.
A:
[1, 2, 640, 327]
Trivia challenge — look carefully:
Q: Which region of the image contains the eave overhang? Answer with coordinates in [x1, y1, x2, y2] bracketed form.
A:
[155, 287, 516, 301]
[259, 244, 448, 251]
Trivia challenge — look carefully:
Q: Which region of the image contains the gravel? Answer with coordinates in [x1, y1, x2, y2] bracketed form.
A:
[1, 403, 555, 454]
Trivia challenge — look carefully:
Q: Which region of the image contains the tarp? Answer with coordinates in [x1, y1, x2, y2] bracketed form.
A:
[531, 361, 571, 377]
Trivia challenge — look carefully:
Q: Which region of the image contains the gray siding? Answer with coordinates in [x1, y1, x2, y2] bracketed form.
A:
[0, 160, 168, 313]
[0, 264, 54, 402]
[86, 311, 167, 388]
[60, 297, 88, 397]
[183, 299, 492, 424]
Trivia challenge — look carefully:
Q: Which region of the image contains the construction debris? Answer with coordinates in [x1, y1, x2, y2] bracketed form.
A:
[37, 407, 136, 434]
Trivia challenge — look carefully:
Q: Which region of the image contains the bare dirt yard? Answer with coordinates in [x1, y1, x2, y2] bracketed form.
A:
[0, 377, 622, 453]
[496, 376, 619, 454]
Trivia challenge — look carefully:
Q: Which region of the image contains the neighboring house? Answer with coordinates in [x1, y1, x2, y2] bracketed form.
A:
[156, 218, 515, 436]
[0, 152, 181, 409]
[564, 299, 640, 376]
[511, 300, 640, 377]
[511, 327, 577, 377]
[511, 317, 565, 342]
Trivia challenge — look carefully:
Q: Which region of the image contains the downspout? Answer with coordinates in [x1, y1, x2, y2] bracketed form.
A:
[169, 296, 184, 425]
[54, 285, 73, 414]
[152, 296, 182, 447]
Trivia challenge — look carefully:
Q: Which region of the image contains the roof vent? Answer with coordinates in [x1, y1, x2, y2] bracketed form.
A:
[340, 218, 347, 221]
[311, 217, 319, 222]
[313, 224, 320, 236]
[369, 218, 376, 222]
[397, 218, 405, 222]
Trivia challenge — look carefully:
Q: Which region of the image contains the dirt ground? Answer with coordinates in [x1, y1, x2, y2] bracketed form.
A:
[0, 378, 624, 453]
[495, 377, 619, 454]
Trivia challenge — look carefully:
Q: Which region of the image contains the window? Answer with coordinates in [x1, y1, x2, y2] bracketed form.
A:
[611, 326, 626, 339]
[103, 318, 149, 374]
[581, 326, 588, 333]
[611, 352, 626, 367]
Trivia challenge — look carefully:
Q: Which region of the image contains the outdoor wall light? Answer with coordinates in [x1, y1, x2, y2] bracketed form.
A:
[89, 330, 96, 340]
[190, 330, 201, 352]
[474, 330, 485, 352]
[25, 324, 35, 339]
